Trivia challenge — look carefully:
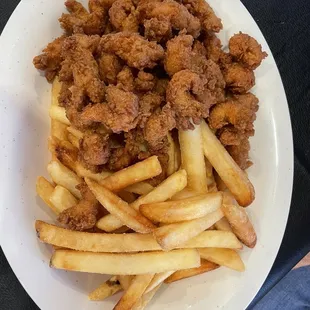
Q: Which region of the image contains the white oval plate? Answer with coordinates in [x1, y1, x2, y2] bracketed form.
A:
[0, 0, 293, 309]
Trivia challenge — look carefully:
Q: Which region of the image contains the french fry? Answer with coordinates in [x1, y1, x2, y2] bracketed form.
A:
[88, 276, 122, 301]
[85, 178, 155, 233]
[140, 192, 222, 224]
[132, 284, 162, 310]
[174, 138, 181, 172]
[164, 259, 219, 283]
[167, 133, 176, 176]
[96, 170, 187, 232]
[170, 188, 198, 200]
[75, 163, 111, 181]
[215, 218, 232, 232]
[36, 176, 57, 213]
[199, 248, 245, 272]
[67, 126, 84, 139]
[51, 76, 61, 106]
[114, 274, 154, 310]
[222, 194, 257, 248]
[118, 276, 134, 290]
[50, 249, 201, 275]
[100, 156, 162, 192]
[179, 124, 208, 194]
[49, 105, 70, 125]
[200, 120, 255, 206]
[144, 271, 174, 293]
[49, 186, 78, 214]
[51, 138, 78, 172]
[35, 221, 242, 252]
[51, 119, 68, 141]
[153, 209, 224, 250]
[67, 133, 80, 148]
[124, 182, 154, 195]
[47, 160, 82, 199]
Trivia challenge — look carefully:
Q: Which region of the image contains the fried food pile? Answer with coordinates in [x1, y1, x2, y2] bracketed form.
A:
[34, 0, 267, 183]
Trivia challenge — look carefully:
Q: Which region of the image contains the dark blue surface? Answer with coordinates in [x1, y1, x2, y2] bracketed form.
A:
[1, 1, 310, 309]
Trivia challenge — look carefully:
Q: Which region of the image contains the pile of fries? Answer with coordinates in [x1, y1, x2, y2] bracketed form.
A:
[35, 78, 257, 309]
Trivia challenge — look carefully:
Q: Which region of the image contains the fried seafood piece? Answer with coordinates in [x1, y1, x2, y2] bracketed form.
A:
[209, 93, 259, 133]
[109, 0, 139, 32]
[33, 36, 66, 82]
[138, 92, 164, 127]
[138, 0, 201, 40]
[98, 32, 165, 69]
[226, 138, 252, 170]
[58, 183, 101, 231]
[107, 129, 147, 170]
[135, 71, 157, 92]
[229, 32, 267, 70]
[58, 81, 73, 107]
[97, 52, 123, 84]
[166, 69, 224, 129]
[59, 0, 107, 35]
[217, 125, 252, 146]
[164, 34, 207, 76]
[80, 85, 139, 133]
[203, 32, 232, 67]
[143, 106, 176, 150]
[116, 66, 135, 91]
[61, 34, 105, 104]
[201, 58, 226, 104]
[154, 78, 169, 96]
[223, 62, 255, 94]
[80, 132, 111, 166]
[182, 0, 222, 32]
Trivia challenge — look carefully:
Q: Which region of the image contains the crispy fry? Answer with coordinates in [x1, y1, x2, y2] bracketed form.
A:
[215, 217, 232, 232]
[165, 259, 219, 283]
[170, 188, 198, 200]
[200, 120, 255, 206]
[36, 221, 242, 251]
[140, 192, 222, 223]
[132, 284, 162, 310]
[51, 76, 61, 106]
[124, 182, 154, 195]
[145, 271, 174, 293]
[67, 126, 84, 139]
[199, 248, 245, 272]
[50, 249, 201, 275]
[97, 170, 187, 232]
[49, 186, 78, 214]
[118, 276, 134, 290]
[167, 133, 176, 176]
[114, 274, 154, 310]
[179, 124, 208, 193]
[36, 176, 57, 213]
[49, 105, 70, 125]
[222, 193, 257, 248]
[47, 160, 82, 199]
[76, 163, 111, 181]
[153, 209, 224, 250]
[85, 178, 156, 233]
[100, 156, 162, 192]
[88, 276, 122, 301]
[51, 119, 68, 141]
[67, 133, 80, 148]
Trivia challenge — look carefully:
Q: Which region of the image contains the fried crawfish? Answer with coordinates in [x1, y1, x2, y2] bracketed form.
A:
[109, 0, 139, 32]
[98, 32, 165, 69]
[97, 52, 123, 84]
[59, 0, 107, 35]
[33, 36, 66, 82]
[229, 32, 267, 70]
[57, 182, 101, 231]
[138, 0, 201, 40]
[223, 62, 255, 94]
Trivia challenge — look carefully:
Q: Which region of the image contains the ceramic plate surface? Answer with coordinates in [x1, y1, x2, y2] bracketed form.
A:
[0, 0, 293, 309]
